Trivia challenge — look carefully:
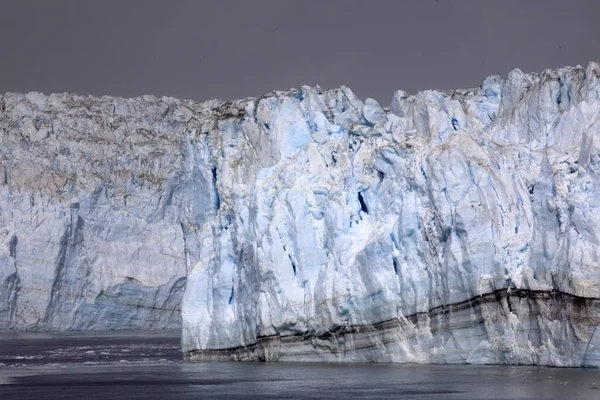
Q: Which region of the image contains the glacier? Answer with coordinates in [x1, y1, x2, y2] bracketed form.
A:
[0, 93, 196, 330]
[1, 63, 600, 367]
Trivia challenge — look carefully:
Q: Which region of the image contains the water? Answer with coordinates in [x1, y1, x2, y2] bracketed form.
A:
[1, 331, 599, 399]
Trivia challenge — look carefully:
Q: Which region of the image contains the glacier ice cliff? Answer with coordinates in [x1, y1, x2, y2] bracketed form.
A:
[1, 63, 600, 366]
[181, 63, 600, 367]
[0, 93, 198, 330]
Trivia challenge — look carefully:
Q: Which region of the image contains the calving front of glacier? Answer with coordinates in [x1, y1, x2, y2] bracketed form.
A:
[0, 93, 198, 331]
[182, 62, 600, 367]
[0, 62, 598, 366]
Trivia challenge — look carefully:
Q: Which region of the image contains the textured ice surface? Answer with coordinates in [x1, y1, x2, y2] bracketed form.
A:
[1, 63, 600, 366]
[181, 63, 600, 366]
[0, 94, 197, 330]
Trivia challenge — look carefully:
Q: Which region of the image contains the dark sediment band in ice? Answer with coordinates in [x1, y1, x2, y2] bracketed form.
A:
[186, 289, 600, 367]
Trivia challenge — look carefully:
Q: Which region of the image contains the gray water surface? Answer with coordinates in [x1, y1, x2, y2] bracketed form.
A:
[1, 331, 598, 399]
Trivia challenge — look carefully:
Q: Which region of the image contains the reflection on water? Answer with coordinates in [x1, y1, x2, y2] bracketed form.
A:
[0, 331, 598, 400]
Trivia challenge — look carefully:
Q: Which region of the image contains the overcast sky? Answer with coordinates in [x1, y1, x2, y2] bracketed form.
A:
[1, 0, 599, 104]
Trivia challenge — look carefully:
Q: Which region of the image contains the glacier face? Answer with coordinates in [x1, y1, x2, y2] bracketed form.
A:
[1, 63, 599, 366]
[181, 63, 600, 367]
[0, 93, 207, 330]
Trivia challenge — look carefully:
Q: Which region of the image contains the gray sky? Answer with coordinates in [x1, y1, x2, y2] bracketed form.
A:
[1, 0, 599, 105]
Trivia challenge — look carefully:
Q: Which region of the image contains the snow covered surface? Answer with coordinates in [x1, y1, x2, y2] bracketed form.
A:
[1, 63, 599, 366]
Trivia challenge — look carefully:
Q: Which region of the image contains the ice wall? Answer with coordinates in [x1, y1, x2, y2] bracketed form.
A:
[0, 93, 203, 330]
[181, 63, 600, 366]
[1, 63, 599, 367]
